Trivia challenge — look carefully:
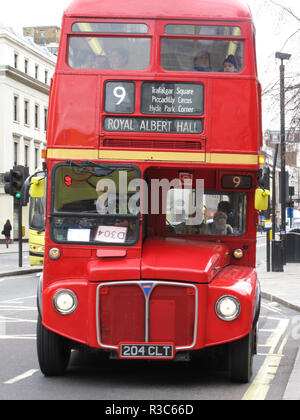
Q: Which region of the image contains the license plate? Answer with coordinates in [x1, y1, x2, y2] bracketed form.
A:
[120, 343, 174, 359]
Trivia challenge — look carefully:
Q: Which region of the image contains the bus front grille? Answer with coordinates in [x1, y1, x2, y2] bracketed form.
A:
[96, 281, 198, 351]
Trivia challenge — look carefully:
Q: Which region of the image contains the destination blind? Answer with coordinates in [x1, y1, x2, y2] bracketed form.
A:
[103, 117, 203, 134]
[141, 82, 204, 115]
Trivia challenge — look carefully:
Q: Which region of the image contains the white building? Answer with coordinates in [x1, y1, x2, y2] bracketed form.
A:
[0, 24, 56, 239]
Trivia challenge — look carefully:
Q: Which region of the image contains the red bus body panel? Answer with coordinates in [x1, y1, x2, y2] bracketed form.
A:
[65, 0, 252, 21]
[42, 0, 262, 357]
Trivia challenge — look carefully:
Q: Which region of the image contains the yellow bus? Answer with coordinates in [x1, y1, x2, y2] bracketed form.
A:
[27, 170, 46, 266]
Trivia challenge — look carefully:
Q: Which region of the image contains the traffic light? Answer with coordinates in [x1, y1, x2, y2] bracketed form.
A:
[4, 170, 13, 195]
[3, 166, 29, 199]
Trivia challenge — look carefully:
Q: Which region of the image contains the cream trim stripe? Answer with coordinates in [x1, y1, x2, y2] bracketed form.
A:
[46, 148, 258, 165]
[47, 149, 98, 160]
[99, 150, 206, 162]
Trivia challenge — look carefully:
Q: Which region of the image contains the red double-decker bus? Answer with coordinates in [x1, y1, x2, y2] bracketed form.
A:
[36, 0, 268, 383]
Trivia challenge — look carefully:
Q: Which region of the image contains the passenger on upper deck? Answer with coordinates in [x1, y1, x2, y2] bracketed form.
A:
[74, 50, 94, 69]
[223, 54, 238, 72]
[109, 48, 129, 69]
[193, 51, 212, 72]
[93, 54, 110, 69]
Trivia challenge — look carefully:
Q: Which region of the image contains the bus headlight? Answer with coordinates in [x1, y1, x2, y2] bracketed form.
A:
[53, 290, 78, 315]
[232, 248, 244, 259]
[215, 296, 240, 321]
[49, 248, 61, 260]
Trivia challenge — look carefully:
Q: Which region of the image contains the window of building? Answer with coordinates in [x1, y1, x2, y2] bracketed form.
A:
[14, 53, 18, 69]
[13, 96, 19, 122]
[44, 108, 48, 131]
[44, 70, 48, 84]
[24, 59, 29, 74]
[34, 147, 39, 169]
[14, 142, 19, 166]
[35, 65, 39, 79]
[24, 100, 29, 125]
[35, 104, 40, 129]
[24, 144, 29, 167]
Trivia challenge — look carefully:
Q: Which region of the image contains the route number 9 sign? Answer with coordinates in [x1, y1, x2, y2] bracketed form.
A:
[221, 175, 252, 190]
[104, 81, 135, 114]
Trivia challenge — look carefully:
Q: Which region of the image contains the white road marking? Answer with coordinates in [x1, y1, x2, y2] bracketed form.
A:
[261, 302, 284, 314]
[4, 369, 39, 385]
[283, 347, 300, 400]
[0, 306, 36, 311]
[0, 334, 36, 340]
[0, 316, 36, 324]
[0, 295, 36, 304]
[242, 319, 289, 400]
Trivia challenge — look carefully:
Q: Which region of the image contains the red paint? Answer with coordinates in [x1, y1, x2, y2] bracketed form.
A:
[41, 0, 261, 358]
[142, 237, 230, 283]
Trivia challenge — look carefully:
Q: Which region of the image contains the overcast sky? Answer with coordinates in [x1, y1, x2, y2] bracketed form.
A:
[2, 0, 70, 32]
[1, 0, 300, 35]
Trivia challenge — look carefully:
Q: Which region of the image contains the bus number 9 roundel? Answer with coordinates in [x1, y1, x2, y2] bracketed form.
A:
[105, 81, 135, 114]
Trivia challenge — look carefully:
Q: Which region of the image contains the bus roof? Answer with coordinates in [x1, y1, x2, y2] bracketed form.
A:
[64, 0, 252, 21]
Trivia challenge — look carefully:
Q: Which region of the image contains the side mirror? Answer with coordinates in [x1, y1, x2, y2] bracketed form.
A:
[255, 189, 270, 211]
[30, 176, 45, 198]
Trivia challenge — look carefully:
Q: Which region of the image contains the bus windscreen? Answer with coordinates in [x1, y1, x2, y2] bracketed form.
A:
[51, 164, 140, 245]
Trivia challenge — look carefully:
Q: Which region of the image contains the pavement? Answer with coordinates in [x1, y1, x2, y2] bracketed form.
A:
[257, 262, 300, 312]
[0, 239, 300, 399]
[0, 241, 42, 277]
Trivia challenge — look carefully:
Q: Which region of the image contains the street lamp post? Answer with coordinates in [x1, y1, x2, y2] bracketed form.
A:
[275, 51, 291, 234]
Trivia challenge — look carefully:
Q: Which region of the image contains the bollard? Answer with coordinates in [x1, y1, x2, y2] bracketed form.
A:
[285, 232, 300, 263]
[271, 240, 284, 272]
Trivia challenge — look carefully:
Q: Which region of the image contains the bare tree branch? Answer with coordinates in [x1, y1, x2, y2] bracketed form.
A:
[270, 0, 300, 22]
[281, 28, 300, 49]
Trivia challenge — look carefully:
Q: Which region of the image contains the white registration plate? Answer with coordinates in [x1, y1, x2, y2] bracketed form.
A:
[120, 343, 174, 359]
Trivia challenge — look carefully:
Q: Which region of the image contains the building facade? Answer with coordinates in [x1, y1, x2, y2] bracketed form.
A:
[23, 26, 61, 55]
[0, 24, 56, 240]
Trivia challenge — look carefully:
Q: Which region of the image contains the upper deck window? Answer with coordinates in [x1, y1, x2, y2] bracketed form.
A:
[165, 25, 241, 37]
[72, 22, 148, 34]
[162, 24, 243, 73]
[68, 37, 150, 70]
[162, 39, 243, 73]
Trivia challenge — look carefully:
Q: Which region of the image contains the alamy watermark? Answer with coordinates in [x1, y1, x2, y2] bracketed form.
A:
[95, 171, 204, 225]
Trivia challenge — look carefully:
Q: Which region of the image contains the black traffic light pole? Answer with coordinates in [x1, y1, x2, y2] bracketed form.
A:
[4, 165, 29, 268]
[275, 52, 291, 234]
[17, 197, 22, 267]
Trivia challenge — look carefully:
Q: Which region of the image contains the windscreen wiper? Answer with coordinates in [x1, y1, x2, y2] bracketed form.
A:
[65, 160, 114, 176]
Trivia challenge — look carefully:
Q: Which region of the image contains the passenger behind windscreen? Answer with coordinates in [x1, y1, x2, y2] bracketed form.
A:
[217, 201, 235, 227]
[210, 211, 233, 235]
